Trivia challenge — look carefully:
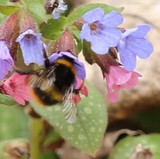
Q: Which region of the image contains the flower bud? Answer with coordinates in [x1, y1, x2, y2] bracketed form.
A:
[0, 13, 19, 60]
[51, 29, 76, 55]
[19, 10, 37, 34]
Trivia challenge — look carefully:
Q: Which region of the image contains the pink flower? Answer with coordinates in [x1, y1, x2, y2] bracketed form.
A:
[0, 73, 32, 105]
[71, 78, 88, 104]
[105, 65, 142, 102]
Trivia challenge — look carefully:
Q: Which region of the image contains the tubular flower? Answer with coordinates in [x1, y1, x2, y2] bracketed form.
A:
[80, 8, 123, 54]
[105, 65, 142, 102]
[51, 0, 68, 19]
[0, 40, 14, 80]
[117, 24, 153, 71]
[16, 29, 45, 66]
[0, 73, 32, 105]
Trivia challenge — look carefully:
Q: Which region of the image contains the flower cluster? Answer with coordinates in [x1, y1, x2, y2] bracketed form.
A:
[80, 8, 153, 102]
[0, 4, 153, 106]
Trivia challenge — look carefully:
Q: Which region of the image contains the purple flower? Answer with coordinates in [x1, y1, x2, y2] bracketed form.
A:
[49, 51, 86, 81]
[117, 25, 153, 71]
[0, 40, 14, 80]
[80, 8, 123, 54]
[16, 29, 45, 66]
[51, 0, 67, 19]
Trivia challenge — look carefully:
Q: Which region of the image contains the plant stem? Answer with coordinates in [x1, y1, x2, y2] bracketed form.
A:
[30, 117, 43, 159]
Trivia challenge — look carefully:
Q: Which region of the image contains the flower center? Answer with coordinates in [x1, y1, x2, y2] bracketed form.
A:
[25, 34, 34, 39]
[90, 23, 98, 31]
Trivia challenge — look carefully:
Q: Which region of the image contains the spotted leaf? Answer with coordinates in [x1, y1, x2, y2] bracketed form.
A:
[31, 82, 107, 155]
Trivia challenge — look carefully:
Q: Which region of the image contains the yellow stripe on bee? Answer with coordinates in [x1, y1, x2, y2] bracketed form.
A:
[30, 87, 63, 105]
[44, 87, 63, 102]
[56, 59, 76, 75]
[50, 89, 63, 101]
[30, 88, 46, 105]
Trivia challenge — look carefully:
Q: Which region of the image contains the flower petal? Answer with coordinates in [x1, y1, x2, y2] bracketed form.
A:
[107, 86, 120, 103]
[105, 65, 141, 102]
[1, 73, 31, 105]
[122, 28, 137, 38]
[127, 37, 153, 58]
[110, 66, 132, 85]
[120, 51, 136, 71]
[102, 28, 122, 46]
[102, 11, 123, 27]
[90, 34, 110, 54]
[118, 40, 137, 71]
[122, 71, 142, 89]
[130, 25, 151, 38]
[80, 24, 92, 41]
[74, 62, 86, 80]
[83, 8, 104, 23]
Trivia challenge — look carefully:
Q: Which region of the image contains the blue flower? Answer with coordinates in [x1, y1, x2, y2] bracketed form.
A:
[49, 51, 86, 81]
[16, 29, 45, 66]
[51, 0, 67, 19]
[117, 25, 153, 71]
[0, 40, 14, 80]
[80, 8, 123, 54]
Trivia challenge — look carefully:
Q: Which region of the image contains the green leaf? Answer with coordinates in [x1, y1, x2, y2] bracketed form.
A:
[0, 93, 16, 106]
[40, 17, 67, 40]
[68, 3, 123, 23]
[0, 105, 29, 140]
[70, 26, 83, 54]
[0, 0, 8, 5]
[40, 152, 60, 159]
[0, 139, 29, 159]
[0, 5, 19, 15]
[31, 82, 107, 155]
[109, 134, 160, 159]
[24, 0, 47, 23]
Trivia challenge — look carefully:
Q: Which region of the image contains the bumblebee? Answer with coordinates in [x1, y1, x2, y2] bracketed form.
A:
[17, 50, 82, 123]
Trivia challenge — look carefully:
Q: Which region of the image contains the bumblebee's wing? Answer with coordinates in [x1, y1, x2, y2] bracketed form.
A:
[62, 86, 78, 124]
[29, 75, 54, 90]
[62, 99, 78, 124]
[28, 68, 56, 90]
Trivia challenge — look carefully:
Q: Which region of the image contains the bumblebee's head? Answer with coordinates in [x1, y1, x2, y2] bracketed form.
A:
[48, 51, 86, 84]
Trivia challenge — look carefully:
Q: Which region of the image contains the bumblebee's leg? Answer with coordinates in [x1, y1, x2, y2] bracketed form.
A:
[14, 66, 36, 75]
[42, 46, 50, 68]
